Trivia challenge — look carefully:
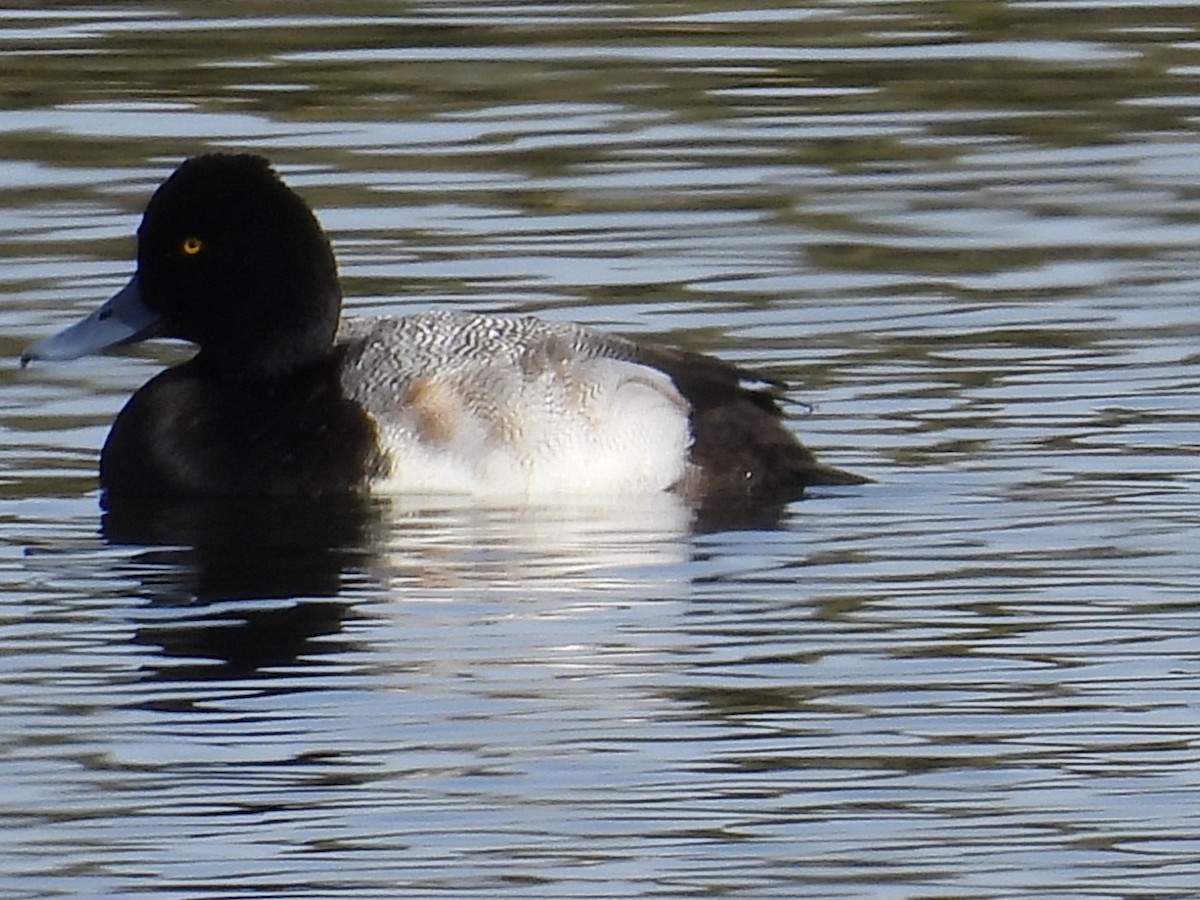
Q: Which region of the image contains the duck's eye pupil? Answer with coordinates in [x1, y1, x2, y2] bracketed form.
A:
[181, 236, 203, 256]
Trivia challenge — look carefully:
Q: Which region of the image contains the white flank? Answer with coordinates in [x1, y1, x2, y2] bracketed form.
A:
[338, 312, 693, 498]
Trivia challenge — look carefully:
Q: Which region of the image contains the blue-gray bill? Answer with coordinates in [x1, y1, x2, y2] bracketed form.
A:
[20, 276, 162, 367]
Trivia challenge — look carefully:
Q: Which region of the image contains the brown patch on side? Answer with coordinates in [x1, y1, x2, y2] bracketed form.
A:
[404, 377, 461, 445]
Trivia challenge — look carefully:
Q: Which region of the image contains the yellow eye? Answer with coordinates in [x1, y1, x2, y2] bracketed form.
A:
[181, 236, 203, 256]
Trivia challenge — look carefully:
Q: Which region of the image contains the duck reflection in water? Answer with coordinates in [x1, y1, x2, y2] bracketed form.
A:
[105, 492, 377, 682]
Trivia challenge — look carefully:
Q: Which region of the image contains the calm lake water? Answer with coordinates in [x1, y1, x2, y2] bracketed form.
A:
[3, 2, 1200, 897]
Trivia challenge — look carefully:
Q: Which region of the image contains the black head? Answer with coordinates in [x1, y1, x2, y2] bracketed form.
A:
[136, 154, 342, 380]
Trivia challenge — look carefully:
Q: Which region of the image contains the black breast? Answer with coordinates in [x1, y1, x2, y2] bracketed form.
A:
[100, 354, 386, 497]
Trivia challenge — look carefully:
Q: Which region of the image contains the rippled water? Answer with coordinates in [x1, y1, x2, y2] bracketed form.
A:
[3, 2, 1200, 897]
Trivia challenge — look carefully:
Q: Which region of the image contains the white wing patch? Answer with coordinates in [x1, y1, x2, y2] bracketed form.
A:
[338, 312, 692, 497]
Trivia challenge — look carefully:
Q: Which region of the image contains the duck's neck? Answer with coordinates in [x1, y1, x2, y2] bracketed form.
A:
[193, 287, 343, 385]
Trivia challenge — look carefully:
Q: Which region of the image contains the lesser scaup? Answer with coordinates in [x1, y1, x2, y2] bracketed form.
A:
[22, 154, 868, 500]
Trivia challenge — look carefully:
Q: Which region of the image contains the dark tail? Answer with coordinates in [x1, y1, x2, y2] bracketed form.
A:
[688, 402, 870, 500]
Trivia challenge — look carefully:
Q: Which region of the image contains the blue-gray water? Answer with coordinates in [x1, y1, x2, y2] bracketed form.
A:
[3, 3, 1200, 897]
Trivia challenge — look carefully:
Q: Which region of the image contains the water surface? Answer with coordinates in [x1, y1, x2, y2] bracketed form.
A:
[3, 2, 1200, 897]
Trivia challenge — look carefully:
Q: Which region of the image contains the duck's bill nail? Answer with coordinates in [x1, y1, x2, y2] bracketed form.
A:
[20, 276, 163, 366]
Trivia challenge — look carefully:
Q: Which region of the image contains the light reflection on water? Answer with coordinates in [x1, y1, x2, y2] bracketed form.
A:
[3, 2, 1200, 897]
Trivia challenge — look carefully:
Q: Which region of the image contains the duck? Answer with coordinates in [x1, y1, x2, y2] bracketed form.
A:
[21, 153, 868, 501]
